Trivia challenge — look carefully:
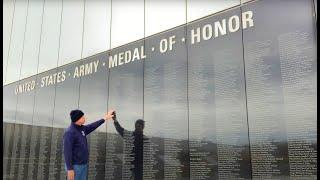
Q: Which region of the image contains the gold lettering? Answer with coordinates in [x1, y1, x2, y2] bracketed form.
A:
[93, 60, 99, 73]
[132, 48, 140, 61]
[85, 63, 93, 75]
[73, 67, 79, 78]
[79, 65, 85, 77]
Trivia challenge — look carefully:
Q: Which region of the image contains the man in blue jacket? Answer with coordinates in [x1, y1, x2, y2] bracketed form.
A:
[63, 109, 114, 180]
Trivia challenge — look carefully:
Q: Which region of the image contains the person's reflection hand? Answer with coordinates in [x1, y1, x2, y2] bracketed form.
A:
[67, 170, 74, 180]
[104, 109, 115, 121]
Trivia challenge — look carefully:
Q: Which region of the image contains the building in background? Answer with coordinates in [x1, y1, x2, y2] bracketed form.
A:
[3, 0, 317, 179]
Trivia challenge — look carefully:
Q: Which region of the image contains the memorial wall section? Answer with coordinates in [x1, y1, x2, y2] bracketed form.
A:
[243, 0, 317, 179]
[3, 0, 317, 179]
[78, 52, 110, 180]
[107, 40, 144, 180]
[188, 7, 251, 180]
[50, 61, 81, 180]
[144, 25, 189, 179]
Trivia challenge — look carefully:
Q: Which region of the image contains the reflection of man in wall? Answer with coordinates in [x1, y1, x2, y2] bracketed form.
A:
[63, 109, 114, 180]
[111, 111, 146, 180]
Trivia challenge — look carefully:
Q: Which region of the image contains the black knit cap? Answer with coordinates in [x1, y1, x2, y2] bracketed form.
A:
[70, 109, 84, 122]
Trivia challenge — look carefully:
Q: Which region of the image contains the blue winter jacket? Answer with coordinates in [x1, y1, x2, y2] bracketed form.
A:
[63, 119, 105, 170]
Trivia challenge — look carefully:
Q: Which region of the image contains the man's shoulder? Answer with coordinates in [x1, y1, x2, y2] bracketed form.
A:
[64, 126, 75, 136]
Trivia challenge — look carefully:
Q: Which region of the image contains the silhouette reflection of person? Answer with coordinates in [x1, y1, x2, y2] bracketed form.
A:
[111, 111, 146, 180]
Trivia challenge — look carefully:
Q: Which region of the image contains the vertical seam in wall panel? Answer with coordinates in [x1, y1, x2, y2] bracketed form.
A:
[311, 2, 317, 151]
[35, 0, 45, 75]
[14, 0, 29, 122]
[104, 1, 112, 175]
[77, 0, 86, 173]
[56, 0, 64, 70]
[52, 0, 64, 127]
[8, 0, 28, 176]
[142, 0, 146, 177]
[80, 0, 86, 60]
[15, 0, 30, 125]
[312, 0, 317, 20]
[312, 0, 317, 38]
[30, 83, 38, 125]
[143, 0, 145, 121]
[78, 0, 86, 107]
[105, 0, 113, 176]
[4, 0, 17, 85]
[240, 5, 253, 179]
[106, 0, 113, 165]
[185, 0, 190, 178]
[107, 0, 112, 111]
[107, 0, 113, 111]
[78, 0, 86, 108]
[51, 76, 58, 128]
[17, 0, 30, 81]
[18, 0, 30, 81]
[32, 0, 45, 125]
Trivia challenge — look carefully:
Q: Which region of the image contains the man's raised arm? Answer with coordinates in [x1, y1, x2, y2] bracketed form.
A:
[84, 110, 114, 135]
[112, 112, 125, 137]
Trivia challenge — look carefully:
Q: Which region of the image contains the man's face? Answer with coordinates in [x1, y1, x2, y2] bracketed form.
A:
[75, 116, 86, 125]
[135, 123, 144, 133]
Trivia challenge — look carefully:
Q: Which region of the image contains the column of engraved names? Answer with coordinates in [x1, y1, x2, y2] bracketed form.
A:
[48, 128, 64, 180]
[143, 137, 160, 179]
[105, 133, 123, 179]
[3, 123, 15, 179]
[164, 138, 183, 179]
[17, 124, 32, 179]
[88, 131, 106, 179]
[37, 126, 52, 179]
[105, 133, 116, 179]
[122, 131, 134, 179]
[9, 124, 23, 180]
[278, 31, 317, 178]
[144, 60, 164, 180]
[214, 50, 245, 179]
[245, 40, 285, 179]
[189, 62, 214, 180]
[189, 141, 212, 179]
[3, 123, 8, 178]
[27, 126, 41, 179]
[163, 62, 185, 180]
